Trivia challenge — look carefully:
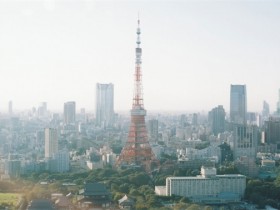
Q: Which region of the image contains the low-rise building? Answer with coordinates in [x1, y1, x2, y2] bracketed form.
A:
[118, 194, 135, 209]
[156, 166, 246, 204]
[77, 182, 111, 209]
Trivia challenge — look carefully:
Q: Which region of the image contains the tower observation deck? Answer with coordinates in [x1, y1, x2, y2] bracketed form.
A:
[116, 19, 158, 171]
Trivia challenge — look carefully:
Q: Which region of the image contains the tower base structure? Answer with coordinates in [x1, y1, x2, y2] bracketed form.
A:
[116, 107, 159, 172]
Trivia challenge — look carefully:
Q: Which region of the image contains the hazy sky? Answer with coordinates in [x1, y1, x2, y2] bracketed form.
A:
[0, 0, 279, 113]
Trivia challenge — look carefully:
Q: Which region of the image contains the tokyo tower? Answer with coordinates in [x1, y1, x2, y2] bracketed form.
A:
[116, 18, 158, 171]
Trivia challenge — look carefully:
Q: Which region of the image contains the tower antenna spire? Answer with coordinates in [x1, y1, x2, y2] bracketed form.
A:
[134, 17, 143, 107]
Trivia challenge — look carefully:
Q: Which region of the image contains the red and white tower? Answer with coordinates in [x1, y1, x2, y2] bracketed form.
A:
[116, 19, 158, 171]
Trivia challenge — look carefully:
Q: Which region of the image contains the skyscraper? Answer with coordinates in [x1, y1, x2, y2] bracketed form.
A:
[38, 102, 47, 118]
[208, 105, 225, 136]
[262, 100, 270, 120]
[264, 117, 280, 145]
[45, 128, 58, 158]
[64, 101, 76, 125]
[230, 85, 247, 125]
[95, 83, 114, 127]
[116, 19, 158, 171]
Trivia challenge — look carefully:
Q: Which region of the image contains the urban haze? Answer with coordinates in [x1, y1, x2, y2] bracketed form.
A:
[0, 1, 280, 210]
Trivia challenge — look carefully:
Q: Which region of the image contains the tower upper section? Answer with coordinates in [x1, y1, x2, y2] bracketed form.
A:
[133, 18, 144, 111]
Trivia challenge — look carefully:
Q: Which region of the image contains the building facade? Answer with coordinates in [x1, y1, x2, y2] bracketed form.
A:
[230, 85, 247, 125]
[148, 119, 159, 142]
[264, 117, 280, 146]
[95, 83, 114, 128]
[45, 128, 58, 158]
[165, 167, 246, 204]
[78, 182, 111, 209]
[262, 100, 270, 121]
[208, 105, 225, 136]
[235, 156, 258, 177]
[46, 149, 70, 173]
[63, 101, 76, 125]
[233, 124, 258, 160]
[277, 89, 280, 115]
[38, 102, 47, 118]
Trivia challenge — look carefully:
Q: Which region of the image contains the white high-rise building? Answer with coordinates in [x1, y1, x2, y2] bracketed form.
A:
[95, 83, 114, 127]
[45, 128, 58, 158]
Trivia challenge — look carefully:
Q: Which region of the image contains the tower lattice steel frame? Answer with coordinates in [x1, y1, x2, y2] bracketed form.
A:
[116, 19, 158, 171]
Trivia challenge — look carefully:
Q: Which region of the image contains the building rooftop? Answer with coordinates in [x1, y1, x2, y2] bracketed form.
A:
[82, 182, 110, 196]
[27, 199, 55, 210]
[118, 194, 134, 204]
[167, 174, 246, 180]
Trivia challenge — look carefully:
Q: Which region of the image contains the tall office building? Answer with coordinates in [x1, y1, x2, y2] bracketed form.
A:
[45, 128, 58, 158]
[38, 102, 47, 118]
[262, 101, 270, 119]
[208, 105, 225, 136]
[180, 114, 187, 127]
[264, 117, 280, 145]
[192, 113, 198, 126]
[230, 85, 247, 125]
[64, 101, 76, 125]
[95, 83, 114, 127]
[233, 124, 258, 160]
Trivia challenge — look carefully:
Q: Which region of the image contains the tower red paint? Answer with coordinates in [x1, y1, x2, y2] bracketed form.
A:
[116, 19, 158, 171]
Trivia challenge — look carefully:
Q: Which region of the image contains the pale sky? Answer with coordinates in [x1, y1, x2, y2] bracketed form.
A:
[0, 0, 279, 113]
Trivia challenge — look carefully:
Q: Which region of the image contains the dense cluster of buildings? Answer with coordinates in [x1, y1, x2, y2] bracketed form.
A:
[1, 85, 279, 181]
[0, 19, 280, 207]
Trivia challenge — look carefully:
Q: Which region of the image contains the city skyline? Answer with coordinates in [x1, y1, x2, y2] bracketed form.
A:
[0, 1, 280, 113]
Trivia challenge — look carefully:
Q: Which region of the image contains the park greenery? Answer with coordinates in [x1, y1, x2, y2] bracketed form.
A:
[245, 177, 280, 209]
[1, 166, 280, 209]
[7, 166, 215, 209]
[0, 193, 21, 210]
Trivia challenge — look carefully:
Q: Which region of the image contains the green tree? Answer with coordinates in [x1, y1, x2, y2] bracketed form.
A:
[129, 172, 150, 186]
[119, 183, 130, 194]
[129, 188, 141, 196]
[138, 185, 154, 196]
[113, 192, 124, 202]
[173, 202, 189, 210]
[186, 204, 201, 210]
